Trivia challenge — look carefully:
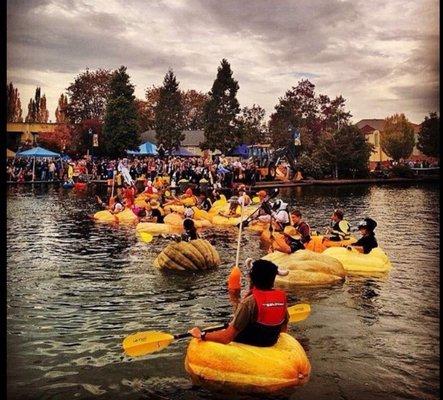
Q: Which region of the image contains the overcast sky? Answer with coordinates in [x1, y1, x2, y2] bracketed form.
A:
[7, 0, 439, 124]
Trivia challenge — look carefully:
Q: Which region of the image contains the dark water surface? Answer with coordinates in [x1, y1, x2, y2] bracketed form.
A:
[7, 183, 440, 400]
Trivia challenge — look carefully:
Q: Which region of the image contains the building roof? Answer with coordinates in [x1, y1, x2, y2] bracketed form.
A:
[140, 130, 205, 147]
[355, 119, 386, 131]
[356, 119, 421, 134]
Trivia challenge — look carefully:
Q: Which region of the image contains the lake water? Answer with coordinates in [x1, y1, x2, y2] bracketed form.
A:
[7, 183, 440, 400]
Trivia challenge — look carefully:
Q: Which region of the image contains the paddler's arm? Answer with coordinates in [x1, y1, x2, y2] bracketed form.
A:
[188, 295, 255, 344]
[188, 323, 238, 344]
[347, 245, 364, 253]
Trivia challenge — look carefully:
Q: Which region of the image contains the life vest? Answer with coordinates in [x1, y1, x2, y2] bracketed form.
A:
[330, 220, 351, 241]
[253, 288, 286, 325]
[234, 289, 287, 347]
[294, 221, 311, 244]
[145, 185, 155, 195]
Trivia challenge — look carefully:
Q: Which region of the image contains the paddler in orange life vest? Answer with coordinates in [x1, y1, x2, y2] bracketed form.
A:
[189, 259, 290, 347]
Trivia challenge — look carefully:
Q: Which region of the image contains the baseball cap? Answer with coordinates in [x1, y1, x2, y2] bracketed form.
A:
[358, 218, 377, 231]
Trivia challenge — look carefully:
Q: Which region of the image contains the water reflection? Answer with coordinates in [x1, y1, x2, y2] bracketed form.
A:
[346, 278, 382, 326]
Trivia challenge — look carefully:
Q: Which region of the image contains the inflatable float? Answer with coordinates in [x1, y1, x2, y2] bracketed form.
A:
[262, 250, 346, 286]
[322, 247, 392, 275]
[185, 333, 311, 393]
[153, 239, 220, 271]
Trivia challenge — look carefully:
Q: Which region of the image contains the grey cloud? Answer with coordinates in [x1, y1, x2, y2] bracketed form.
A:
[6, 74, 43, 87]
[6, 0, 439, 122]
[7, 0, 188, 74]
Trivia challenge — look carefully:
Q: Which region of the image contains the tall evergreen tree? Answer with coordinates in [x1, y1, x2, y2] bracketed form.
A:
[55, 94, 69, 123]
[202, 59, 241, 153]
[25, 87, 49, 122]
[154, 69, 185, 151]
[7, 82, 23, 122]
[38, 94, 49, 122]
[102, 66, 140, 157]
[417, 112, 439, 158]
[25, 98, 36, 123]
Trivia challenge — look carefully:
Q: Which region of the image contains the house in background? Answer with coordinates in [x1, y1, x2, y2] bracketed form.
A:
[356, 119, 434, 169]
[7, 122, 60, 151]
[140, 130, 207, 157]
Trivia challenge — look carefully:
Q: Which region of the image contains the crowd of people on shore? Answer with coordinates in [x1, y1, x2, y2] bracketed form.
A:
[7, 151, 439, 185]
[6, 155, 264, 187]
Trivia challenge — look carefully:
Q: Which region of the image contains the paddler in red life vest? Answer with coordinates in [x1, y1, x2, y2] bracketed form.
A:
[189, 259, 289, 347]
[143, 180, 158, 196]
[122, 182, 136, 207]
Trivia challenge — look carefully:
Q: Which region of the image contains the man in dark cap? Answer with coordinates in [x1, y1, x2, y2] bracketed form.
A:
[188, 259, 289, 347]
[347, 217, 378, 254]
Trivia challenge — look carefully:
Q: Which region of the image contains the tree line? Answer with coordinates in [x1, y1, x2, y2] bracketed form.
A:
[7, 59, 439, 177]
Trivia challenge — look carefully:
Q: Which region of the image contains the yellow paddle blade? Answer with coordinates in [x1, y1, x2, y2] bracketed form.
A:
[252, 196, 260, 204]
[288, 303, 311, 323]
[123, 331, 174, 357]
[139, 232, 153, 243]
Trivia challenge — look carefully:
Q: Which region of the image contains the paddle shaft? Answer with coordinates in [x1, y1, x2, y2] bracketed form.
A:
[174, 323, 229, 339]
[110, 169, 116, 200]
[235, 202, 244, 266]
[238, 188, 279, 227]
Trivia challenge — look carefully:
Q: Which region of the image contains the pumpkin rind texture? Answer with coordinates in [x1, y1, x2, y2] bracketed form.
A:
[262, 250, 346, 286]
[155, 239, 220, 271]
[185, 333, 311, 393]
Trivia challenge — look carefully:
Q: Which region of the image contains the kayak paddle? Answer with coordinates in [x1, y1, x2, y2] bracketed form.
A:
[123, 323, 228, 357]
[237, 188, 279, 228]
[122, 303, 311, 357]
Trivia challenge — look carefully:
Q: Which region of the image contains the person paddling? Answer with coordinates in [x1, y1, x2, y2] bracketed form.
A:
[275, 209, 311, 253]
[181, 218, 199, 242]
[347, 218, 378, 254]
[325, 209, 351, 241]
[189, 259, 289, 347]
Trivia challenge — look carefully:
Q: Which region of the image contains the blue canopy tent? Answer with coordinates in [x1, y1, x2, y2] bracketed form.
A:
[227, 144, 249, 158]
[60, 153, 71, 161]
[16, 146, 61, 158]
[171, 147, 197, 157]
[127, 141, 158, 156]
[15, 146, 61, 182]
